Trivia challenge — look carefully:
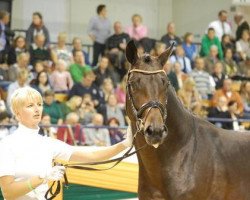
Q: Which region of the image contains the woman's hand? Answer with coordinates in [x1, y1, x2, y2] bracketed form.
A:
[40, 165, 65, 182]
[122, 126, 134, 148]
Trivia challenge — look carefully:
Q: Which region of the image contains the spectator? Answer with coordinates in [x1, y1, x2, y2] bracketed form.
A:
[43, 90, 63, 125]
[177, 77, 202, 115]
[240, 81, 250, 119]
[84, 113, 111, 146]
[49, 59, 73, 93]
[126, 14, 148, 41]
[211, 78, 243, 115]
[31, 60, 45, 80]
[29, 34, 52, 67]
[172, 61, 188, 89]
[60, 95, 82, 120]
[221, 34, 235, 54]
[0, 88, 7, 112]
[227, 100, 241, 131]
[0, 111, 10, 140]
[169, 45, 192, 74]
[93, 56, 119, 87]
[208, 10, 232, 41]
[6, 69, 29, 108]
[236, 29, 250, 61]
[200, 27, 223, 60]
[204, 45, 220, 74]
[115, 75, 127, 109]
[38, 113, 56, 138]
[26, 12, 50, 47]
[8, 52, 33, 82]
[69, 50, 91, 83]
[150, 42, 166, 57]
[190, 57, 214, 99]
[211, 62, 226, 90]
[57, 112, 84, 145]
[182, 32, 197, 66]
[0, 10, 13, 64]
[69, 70, 106, 117]
[106, 21, 130, 79]
[108, 117, 125, 145]
[77, 94, 96, 125]
[234, 12, 250, 41]
[223, 48, 238, 77]
[161, 22, 182, 48]
[165, 60, 179, 91]
[238, 56, 250, 76]
[7, 35, 27, 65]
[72, 37, 90, 66]
[87, 4, 111, 66]
[101, 78, 115, 102]
[207, 96, 231, 129]
[106, 93, 125, 126]
[30, 70, 51, 95]
[53, 32, 73, 66]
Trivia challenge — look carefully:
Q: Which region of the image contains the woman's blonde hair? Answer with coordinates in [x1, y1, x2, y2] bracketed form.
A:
[10, 86, 43, 116]
[66, 96, 82, 110]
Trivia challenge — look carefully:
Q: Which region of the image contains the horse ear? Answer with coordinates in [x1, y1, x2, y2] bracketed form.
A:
[126, 40, 138, 65]
[158, 42, 175, 66]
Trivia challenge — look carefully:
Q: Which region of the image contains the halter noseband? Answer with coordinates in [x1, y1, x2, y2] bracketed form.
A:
[126, 69, 169, 133]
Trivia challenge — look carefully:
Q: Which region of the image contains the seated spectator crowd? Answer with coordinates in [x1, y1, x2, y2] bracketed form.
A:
[0, 7, 250, 145]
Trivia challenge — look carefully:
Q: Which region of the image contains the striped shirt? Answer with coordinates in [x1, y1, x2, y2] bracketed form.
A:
[190, 69, 214, 99]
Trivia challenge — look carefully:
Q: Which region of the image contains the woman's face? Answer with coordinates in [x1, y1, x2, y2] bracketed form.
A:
[242, 31, 250, 41]
[108, 95, 117, 106]
[132, 16, 141, 27]
[17, 98, 43, 128]
[35, 63, 44, 73]
[186, 34, 194, 43]
[16, 37, 26, 49]
[103, 81, 113, 92]
[32, 14, 42, 26]
[225, 49, 232, 58]
[38, 72, 48, 85]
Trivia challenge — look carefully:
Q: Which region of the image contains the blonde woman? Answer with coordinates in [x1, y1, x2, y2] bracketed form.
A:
[177, 77, 202, 115]
[60, 95, 82, 119]
[0, 86, 132, 199]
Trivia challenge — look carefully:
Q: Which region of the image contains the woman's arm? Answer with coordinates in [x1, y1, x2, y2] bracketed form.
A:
[0, 176, 43, 200]
[0, 166, 65, 200]
[69, 126, 133, 163]
[69, 141, 128, 162]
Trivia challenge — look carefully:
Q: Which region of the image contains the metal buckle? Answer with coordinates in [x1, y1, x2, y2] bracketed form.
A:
[136, 118, 144, 133]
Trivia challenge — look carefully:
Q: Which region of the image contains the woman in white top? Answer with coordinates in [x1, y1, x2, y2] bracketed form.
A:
[0, 86, 132, 200]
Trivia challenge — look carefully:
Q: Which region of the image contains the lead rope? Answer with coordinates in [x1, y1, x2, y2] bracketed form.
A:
[44, 131, 146, 200]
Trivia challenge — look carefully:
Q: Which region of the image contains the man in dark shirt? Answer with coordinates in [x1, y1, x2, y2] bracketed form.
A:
[69, 70, 106, 119]
[93, 56, 118, 87]
[234, 12, 250, 41]
[29, 33, 51, 67]
[106, 21, 130, 80]
[161, 22, 182, 49]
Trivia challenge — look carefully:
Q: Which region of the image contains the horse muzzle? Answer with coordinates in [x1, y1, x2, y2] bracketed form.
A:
[144, 125, 168, 148]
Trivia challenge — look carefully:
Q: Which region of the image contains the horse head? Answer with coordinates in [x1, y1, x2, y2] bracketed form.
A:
[125, 40, 174, 148]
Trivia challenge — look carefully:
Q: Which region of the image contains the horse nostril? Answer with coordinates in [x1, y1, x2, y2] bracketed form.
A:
[146, 125, 154, 136]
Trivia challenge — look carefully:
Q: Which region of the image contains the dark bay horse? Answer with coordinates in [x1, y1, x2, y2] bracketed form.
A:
[125, 40, 250, 200]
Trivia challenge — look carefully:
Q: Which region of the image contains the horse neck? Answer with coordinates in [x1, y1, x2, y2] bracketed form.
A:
[165, 86, 195, 145]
